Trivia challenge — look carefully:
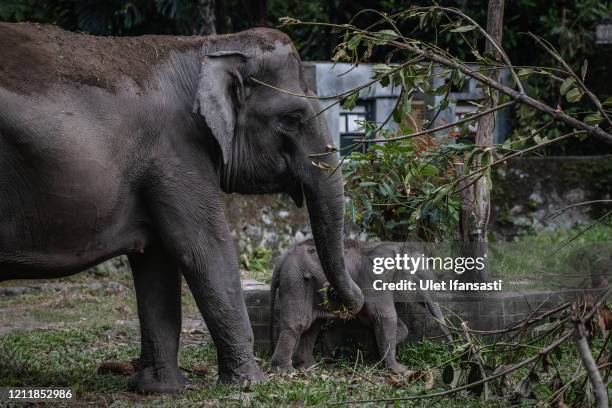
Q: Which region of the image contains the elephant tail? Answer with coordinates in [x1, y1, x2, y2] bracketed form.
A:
[269, 263, 281, 355]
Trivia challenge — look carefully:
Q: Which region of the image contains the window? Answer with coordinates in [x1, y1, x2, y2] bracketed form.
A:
[452, 102, 479, 143]
[338, 100, 375, 156]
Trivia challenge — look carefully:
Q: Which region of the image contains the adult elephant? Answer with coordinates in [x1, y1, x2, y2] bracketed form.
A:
[0, 23, 363, 394]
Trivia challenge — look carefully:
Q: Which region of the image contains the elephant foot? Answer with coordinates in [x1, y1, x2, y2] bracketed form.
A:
[128, 366, 186, 395]
[218, 359, 267, 385]
[293, 358, 316, 370]
[387, 362, 410, 376]
[270, 362, 295, 374]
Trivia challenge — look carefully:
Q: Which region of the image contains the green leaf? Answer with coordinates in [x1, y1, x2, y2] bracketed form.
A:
[584, 112, 603, 126]
[560, 77, 575, 96]
[602, 97, 612, 108]
[379, 75, 390, 88]
[401, 92, 413, 114]
[374, 29, 398, 45]
[466, 100, 484, 108]
[359, 181, 378, 187]
[532, 321, 558, 335]
[451, 25, 477, 33]
[565, 87, 583, 103]
[515, 372, 540, 398]
[372, 63, 392, 74]
[451, 69, 462, 86]
[347, 34, 362, 50]
[399, 122, 414, 134]
[341, 92, 359, 110]
[419, 13, 428, 29]
[420, 164, 439, 177]
[580, 59, 588, 80]
[392, 106, 403, 124]
[434, 83, 450, 96]
[518, 68, 534, 78]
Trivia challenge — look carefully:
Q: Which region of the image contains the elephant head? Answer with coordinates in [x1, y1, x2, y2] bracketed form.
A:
[192, 29, 364, 313]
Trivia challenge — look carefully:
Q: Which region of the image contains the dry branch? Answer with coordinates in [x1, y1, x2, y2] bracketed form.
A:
[377, 36, 612, 146]
[573, 320, 609, 408]
[330, 330, 573, 405]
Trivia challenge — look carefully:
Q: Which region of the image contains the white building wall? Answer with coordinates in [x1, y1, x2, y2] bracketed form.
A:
[304, 62, 401, 147]
[302, 62, 510, 146]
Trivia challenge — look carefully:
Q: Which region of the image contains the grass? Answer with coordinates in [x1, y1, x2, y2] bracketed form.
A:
[0, 324, 605, 407]
[0, 225, 609, 406]
[489, 223, 612, 289]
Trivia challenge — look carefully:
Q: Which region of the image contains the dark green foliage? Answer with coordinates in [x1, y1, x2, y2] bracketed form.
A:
[343, 133, 466, 241]
[502, 0, 611, 154]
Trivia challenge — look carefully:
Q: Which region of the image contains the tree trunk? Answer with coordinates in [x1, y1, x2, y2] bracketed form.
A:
[196, 0, 216, 35]
[460, 0, 505, 282]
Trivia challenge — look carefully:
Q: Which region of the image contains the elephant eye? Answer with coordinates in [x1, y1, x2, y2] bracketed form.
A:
[278, 113, 302, 132]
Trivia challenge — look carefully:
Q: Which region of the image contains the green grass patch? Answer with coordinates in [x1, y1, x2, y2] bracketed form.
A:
[489, 223, 612, 289]
[1, 324, 603, 407]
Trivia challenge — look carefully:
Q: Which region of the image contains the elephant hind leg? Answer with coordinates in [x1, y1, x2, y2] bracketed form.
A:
[292, 320, 323, 369]
[372, 311, 409, 375]
[128, 248, 186, 394]
[396, 319, 409, 345]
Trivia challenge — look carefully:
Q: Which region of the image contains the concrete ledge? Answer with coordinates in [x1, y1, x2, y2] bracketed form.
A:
[243, 280, 604, 355]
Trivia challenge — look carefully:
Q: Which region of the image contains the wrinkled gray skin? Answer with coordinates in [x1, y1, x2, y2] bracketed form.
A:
[0, 23, 363, 394]
[270, 240, 452, 374]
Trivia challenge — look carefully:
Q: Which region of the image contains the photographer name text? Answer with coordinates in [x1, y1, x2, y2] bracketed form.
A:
[373, 279, 503, 292]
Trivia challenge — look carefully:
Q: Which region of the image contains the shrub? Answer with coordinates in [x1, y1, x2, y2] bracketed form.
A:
[343, 130, 467, 241]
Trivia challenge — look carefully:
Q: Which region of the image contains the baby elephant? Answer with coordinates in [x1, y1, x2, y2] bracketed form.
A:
[270, 239, 451, 374]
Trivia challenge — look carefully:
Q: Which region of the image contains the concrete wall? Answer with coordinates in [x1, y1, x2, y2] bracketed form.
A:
[244, 280, 603, 355]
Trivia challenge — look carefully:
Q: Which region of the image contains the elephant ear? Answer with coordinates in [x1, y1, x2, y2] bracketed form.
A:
[193, 51, 249, 165]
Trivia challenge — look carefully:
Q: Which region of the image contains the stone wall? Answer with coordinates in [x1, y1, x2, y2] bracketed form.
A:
[490, 155, 612, 239]
[222, 193, 310, 267]
[243, 280, 603, 356]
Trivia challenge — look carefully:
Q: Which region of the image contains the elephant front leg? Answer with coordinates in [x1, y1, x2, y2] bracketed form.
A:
[271, 313, 312, 373]
[271, 328, 301, 373]
[146, 168, 265, 385]
[179, 240, 266, 384]
[128, 249, 186, 394]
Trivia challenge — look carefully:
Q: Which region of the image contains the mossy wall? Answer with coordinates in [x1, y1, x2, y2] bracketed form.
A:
[490, 155, 612, 238]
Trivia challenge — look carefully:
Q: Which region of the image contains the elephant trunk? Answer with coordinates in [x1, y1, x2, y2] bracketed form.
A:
[303, 167, 364, 314]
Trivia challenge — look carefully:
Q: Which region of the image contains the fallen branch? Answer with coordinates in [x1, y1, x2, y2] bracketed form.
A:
[329, 330, 573, 405]
[573, 319, 609, 408]
[286, 18, 612, 146]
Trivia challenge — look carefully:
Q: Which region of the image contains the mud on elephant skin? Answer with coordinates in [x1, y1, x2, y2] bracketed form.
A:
[0, 23, 364, 394]
[269, 239, 452, 375]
